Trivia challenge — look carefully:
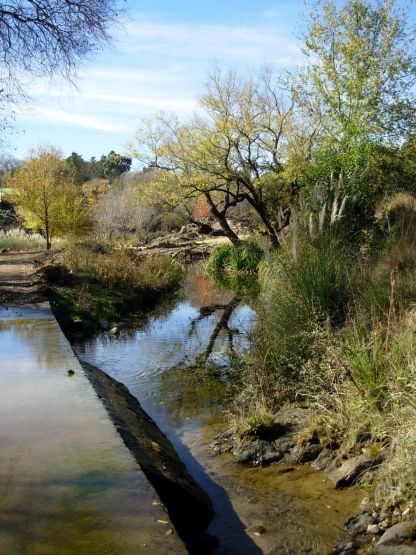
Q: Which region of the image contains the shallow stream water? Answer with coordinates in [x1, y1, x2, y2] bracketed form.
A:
[0, 307, 185, 555]
[74, 262, 364, 555]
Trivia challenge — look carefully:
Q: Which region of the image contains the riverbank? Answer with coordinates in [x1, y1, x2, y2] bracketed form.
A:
[224, 224, 416, 554]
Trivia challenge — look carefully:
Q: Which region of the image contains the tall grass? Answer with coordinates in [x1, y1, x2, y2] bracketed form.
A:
[50, 244, 184, 328]
[63, 245, 183, 291]
[0, 228, 45, 251]
[242, 236, 352, 407]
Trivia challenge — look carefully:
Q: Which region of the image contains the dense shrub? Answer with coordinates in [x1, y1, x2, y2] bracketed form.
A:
[207, 241, 264, 275]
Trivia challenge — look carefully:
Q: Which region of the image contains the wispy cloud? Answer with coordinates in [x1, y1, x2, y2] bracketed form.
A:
[35, 108, 127, 133]
[121, 19, 302, 66]
[10, 8, 302, 158]
[38, 89, 199, 113]
[262, 7, 280, 19]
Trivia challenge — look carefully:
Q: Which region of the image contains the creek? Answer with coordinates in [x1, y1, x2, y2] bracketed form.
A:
[74, 262, 364, 555]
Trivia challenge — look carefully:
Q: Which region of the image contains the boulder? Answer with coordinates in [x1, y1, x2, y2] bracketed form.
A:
[331, 541, 358, 555]
[377, 521, 416, 547]
[284, 440, 322, 464]
[237, 439, 284, 465]
[373, 546, 416, 555]
[311, 447, 338, 471]
[345, 511, 376, 536]
[327, 451, 379, 488]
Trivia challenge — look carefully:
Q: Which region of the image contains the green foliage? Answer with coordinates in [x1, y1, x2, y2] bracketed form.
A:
[8, 146, 90, 249]
[65, 152, 86, 183]
[284, 238, 352, 325]
[100, 150, 132, 182]
[298, 0, 416, 149]
[207, 242, 264, 275]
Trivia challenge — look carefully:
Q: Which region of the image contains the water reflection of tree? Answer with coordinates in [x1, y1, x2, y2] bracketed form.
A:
[189, 296, 242, 365]
[184, 262, 234, 310]
[0, 319, 67, 370]
[158, 295, 243, 426]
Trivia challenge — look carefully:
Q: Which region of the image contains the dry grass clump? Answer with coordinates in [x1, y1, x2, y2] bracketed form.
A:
[63, 244, 183, 291]
[229, 403, 276, 441]
[0, 228, 45, 251]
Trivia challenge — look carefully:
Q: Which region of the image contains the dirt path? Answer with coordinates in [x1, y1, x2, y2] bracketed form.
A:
[0, 250, 49, 305]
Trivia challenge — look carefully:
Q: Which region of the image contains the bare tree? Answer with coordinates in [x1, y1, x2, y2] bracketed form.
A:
[95, 179, 159, 240]
[0, 1, 122, 80]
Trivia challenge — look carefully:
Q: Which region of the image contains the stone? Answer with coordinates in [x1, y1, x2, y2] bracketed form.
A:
[377, 521, 416, 546]
[109, 327, 119, 335]
[311, 447, 338, 471]
[331, 541, 357, 555]
[210, 430, 234, 454]
[284, 440, 322, 464]
[327, 452, 378, 488]
[236, 439, 282, 465]
[252, 525, 266, 536]
[373, 546, 416, 555]
[345, 511, 375, 536]
[380, 521, 390, 530]
[368, 524, 381, 535]
[67, 369, 75, 377]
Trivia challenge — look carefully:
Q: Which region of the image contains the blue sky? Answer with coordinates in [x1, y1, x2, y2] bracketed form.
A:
[5, 0, 414, 162]
[6, 0, 303, 161]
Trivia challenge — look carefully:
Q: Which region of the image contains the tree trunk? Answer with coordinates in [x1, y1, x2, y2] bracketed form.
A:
[45, 220, 51, 250]
[204, 192, 241, 245]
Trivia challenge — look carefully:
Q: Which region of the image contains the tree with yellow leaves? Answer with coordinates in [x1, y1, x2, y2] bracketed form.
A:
[8, 146, 89, 249]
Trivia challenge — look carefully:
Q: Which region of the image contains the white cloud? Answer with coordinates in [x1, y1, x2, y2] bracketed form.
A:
[35, 108, 127, 133]
[85, 66, 188, 85]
